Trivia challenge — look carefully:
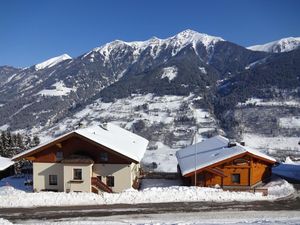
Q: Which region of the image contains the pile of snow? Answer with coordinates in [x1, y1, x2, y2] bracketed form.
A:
[264, 178, 295, 198]
[161, 66, 178, 81]
[248, 37, 300, 53]
[0, 179, 294, 208]
[37, 81, 76, 96]
[0, 218, 12, 225]
[35, 54, 72, 70]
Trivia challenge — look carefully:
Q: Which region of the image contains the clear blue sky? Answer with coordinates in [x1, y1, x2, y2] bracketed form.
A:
[1, 0, 299, 68]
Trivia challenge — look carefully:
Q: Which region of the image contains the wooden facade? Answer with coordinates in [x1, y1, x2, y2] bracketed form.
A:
[185, 153, 273, 188]
[18, 133, 134, 164]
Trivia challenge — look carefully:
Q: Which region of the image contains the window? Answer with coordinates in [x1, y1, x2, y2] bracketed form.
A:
[49, 175, 58, 185]
[99, 152, 108, 162]
[232, 174, 240, 184]
[56, 151, 63, 161]
[73, 169, 82, 180]
[106, 176, 114, 187]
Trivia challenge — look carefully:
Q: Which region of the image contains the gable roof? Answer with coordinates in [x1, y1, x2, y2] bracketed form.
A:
[0, 156, 14, 171]
[176, 135, 276, 176]
[13, 123, 149, 163]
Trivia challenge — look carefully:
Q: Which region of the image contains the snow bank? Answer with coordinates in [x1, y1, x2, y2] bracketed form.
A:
[0, 179, 295, 208]
[0, 218, 12, 225]
[265, 179, 295, 198]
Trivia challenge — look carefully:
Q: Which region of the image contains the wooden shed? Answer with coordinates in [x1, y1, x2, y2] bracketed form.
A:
[176, 136, 276, 189]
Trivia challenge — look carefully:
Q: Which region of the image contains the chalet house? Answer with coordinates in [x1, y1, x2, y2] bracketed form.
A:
[176, 135, 276, 189]
[0, 156, 15, 180]
[13, 123, 149, 193]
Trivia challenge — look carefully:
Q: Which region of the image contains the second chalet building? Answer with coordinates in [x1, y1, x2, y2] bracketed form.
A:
[176, 135, 276, 189]
[13, 123, 149, 193]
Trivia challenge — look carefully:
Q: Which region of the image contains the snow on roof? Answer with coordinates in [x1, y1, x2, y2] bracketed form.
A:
[75, 123, 148, 162]
[176, 135, 276, 176]
[13, 123, 149, 163]
[0, 156, 14, 171]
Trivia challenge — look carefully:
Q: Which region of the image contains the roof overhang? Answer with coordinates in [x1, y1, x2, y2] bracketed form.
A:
[183, 151, 276, 177]
[12, 132, 140, 164]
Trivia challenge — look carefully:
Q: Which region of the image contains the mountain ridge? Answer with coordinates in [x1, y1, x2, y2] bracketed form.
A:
[0, 30, 300, 166]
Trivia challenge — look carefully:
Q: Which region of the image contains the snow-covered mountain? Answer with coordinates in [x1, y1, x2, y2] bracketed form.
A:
[248, 37, 300, 53]
[35, 54, 72, 70]
[1, 30, 300, 169]
[84, 29, 224, 63]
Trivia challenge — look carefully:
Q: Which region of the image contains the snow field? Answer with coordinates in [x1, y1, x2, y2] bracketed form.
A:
[243, 133, 300, 152]
[38, 81, 76, 97]
[161, 66, 178, 81]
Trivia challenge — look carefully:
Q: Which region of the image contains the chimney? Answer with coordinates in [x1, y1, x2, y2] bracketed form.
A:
[240, 141, 245, 146]
[100, 123, 108, 130]
[228, 141, 237, 148]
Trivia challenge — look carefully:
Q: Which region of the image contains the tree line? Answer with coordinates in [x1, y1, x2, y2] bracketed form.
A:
[0, 131, 40, 158]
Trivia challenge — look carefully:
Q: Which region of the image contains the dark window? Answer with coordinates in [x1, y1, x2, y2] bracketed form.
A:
[100, 152, 108, 161]
[233, 158, 248, 166]
[232, 174, 240, 184]
[73, 169, 82, 180]
[49, 175, 58, 185]
[56, 151, 63, 161]
[106, 176, 114, 187]
[197, 173, 205, 181]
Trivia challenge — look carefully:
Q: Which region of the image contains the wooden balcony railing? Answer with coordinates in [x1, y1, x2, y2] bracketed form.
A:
[91, 177, 113, 193]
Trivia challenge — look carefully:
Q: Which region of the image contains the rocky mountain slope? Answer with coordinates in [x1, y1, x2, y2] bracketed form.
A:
[1, 30, 300, 170]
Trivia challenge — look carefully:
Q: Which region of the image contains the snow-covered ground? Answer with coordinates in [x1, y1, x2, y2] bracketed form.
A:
[242, 133, 300, 152]
[0, 177, 295, 208]
[2, 210, 300, 225]
[37, 81, 76, 96]
[238, 98, 300, 108]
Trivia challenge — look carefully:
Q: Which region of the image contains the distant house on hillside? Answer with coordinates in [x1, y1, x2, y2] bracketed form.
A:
[13, 123, 149, 193]
[0, 156, 15, 180]
[176, 136, 276, 189]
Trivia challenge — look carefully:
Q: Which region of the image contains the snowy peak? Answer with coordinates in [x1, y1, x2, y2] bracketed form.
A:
[247, 37, 300, 53]
[35, 54, 72, 71]
[170, 29, 224, 47]
[87, 30, 225, 61]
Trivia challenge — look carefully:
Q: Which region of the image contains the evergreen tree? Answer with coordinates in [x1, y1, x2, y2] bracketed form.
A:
[31, 136, 40, 147]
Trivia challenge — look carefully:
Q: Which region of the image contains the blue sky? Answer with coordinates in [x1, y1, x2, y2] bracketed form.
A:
[1, 0, 300, 68]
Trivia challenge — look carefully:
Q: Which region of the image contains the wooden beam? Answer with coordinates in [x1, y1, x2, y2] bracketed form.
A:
[205, 167, 226, 177]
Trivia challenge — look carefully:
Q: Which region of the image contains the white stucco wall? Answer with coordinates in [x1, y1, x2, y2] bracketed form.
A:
[63, 164, 92, 193]
[33, 162, 64, 192]
[33, 162, 140, 193]
[92, 163, 139, 192]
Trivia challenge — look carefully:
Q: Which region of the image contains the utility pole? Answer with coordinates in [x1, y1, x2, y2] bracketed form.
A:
[194, 129, 197, 186]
